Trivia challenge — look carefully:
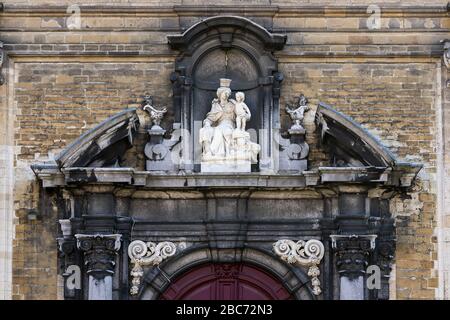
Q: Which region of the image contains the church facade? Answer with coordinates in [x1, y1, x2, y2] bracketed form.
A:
[0, 0, 449, 300]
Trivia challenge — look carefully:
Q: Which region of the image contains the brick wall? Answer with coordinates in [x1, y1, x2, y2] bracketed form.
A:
[11, 61, 172, 299]
[1, 2, 448, 299]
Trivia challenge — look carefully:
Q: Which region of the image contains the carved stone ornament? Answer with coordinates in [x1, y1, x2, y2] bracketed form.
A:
[128, 240, 177, 295]
[0, 41, 4, 85]
[143, 95, 180, 171]
[199, 78, 261, 173]
[143, 95, 167, 130]
[443, 40, 450, 69]
[278, 94, 310, 172]
[273, 239, 325, 295]
[75, 234, 122, 279]
[286, 94, 309, 132]
[330, 234, 377, 279]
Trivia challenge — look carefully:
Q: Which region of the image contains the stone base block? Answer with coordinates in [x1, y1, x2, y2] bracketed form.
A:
[279, 159, 307, 173]
[201, 160, 251, 173]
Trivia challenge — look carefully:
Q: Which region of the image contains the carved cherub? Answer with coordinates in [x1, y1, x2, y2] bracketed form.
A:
[234, 92, 251, 131]
[143, 95, 167, 130]
[286, 94, 309, 130]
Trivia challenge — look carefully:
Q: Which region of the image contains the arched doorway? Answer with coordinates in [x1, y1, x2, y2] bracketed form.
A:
[159, 263, 292, 300]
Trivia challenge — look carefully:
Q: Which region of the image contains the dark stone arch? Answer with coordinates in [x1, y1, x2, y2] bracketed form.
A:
[167, 15, 286, 52]
[139, 246, 316, 300]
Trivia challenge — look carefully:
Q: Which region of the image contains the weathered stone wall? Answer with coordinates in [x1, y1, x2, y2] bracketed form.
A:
[441, 47, 450, 299]
[0, 1, 448, 299]
[1, 0, 448, 5]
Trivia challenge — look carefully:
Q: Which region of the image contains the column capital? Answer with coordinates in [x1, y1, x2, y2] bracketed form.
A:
[443, 40, 450, 69]
[75, 234, 122, 279]
[0, 41, 4, 85]
[330, 234, 377, 279]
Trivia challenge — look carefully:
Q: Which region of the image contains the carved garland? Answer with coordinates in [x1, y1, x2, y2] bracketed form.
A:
[273, 239, 325, 296]
[128, 240, 177, 295]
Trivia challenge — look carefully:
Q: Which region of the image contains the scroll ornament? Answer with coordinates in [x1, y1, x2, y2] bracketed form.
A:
[128, 240, 177, 295]
[273, 239, 325, 296]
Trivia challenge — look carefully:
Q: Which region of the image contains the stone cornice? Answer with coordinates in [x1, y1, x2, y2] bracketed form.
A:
[0, 4, 448, 17]
[31, 165, 420, 189]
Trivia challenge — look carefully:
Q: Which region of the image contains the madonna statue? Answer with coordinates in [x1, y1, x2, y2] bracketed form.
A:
[199, 78, 260, 173]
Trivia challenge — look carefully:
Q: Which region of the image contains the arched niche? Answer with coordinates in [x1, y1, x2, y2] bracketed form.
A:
[168, 16, 287, 172]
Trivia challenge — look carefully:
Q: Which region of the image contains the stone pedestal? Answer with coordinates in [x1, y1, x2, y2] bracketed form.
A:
[145, 128, 179, 172]
[201, 160, 251, 173]
[278, 109, 309, 173]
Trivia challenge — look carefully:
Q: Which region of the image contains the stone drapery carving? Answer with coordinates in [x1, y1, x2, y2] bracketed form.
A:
[128, 240, 177, 295]
[199, 78, 260, 173]
[75, 234, 122, 279]
[273, 239, 325, 295]
[143, 95, 180, 171]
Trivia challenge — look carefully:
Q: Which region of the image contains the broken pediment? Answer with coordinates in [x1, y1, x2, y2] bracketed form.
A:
[314, 102, 422, 186]
[31, 99, 421, 189]
[32, 108, 139, 174]
[315, 102, 396, 168]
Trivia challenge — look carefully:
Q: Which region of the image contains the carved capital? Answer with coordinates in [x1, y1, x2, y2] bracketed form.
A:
[57, 238, 76, 256]
[75, 234, 122, 279]
[128, 240, 178, 295]
[443, 40, 450, 69]
[273, 239, 325, 295]
[330, 234, 377, 279]
[376, 238, 395, 277]
[0, 41, 5, 85]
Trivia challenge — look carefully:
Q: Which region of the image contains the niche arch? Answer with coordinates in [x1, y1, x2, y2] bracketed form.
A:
[168, 16, 287, 172]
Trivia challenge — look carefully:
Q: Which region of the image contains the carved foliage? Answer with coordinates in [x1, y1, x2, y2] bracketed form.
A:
[273, 239, 325, 295]
[128, 240, 177, 295]
[330, 235, 376, 279]
[75, 234, 122, 279]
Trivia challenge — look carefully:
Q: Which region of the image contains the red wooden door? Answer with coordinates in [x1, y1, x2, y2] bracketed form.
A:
[160, 263, 291, 300]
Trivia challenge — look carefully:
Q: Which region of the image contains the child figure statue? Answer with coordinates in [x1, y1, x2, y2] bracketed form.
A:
[234, 92, 251, 131]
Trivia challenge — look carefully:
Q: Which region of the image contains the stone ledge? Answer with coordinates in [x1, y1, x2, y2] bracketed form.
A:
[31, 165, 419, 188]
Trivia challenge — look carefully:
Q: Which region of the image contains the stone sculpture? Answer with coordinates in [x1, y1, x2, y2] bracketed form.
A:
[286, 94, 309, 132]
[273, 239, 325, 296]
[234, 92, 251, 131]
[143, 95, 180, 171]
[128, 240, 177, 295]
[278, 93, 310, 172]
[143, 95, 167, 130]
[199, 78, 260, 173]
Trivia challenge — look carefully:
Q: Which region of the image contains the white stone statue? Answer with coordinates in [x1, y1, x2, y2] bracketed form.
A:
[286, 94, 309, 131]
[234, 92, 251, 131]
[199, 78, 260, 173]
[142, 95, 167, 130]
